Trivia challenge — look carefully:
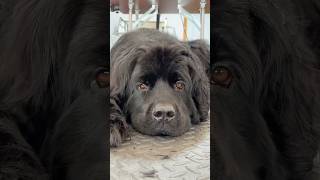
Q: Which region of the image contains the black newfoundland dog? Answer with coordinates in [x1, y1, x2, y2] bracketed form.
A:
[212, 0, 320, 180]
[110, 29, 210, 147]
[0, 0, 108, 179]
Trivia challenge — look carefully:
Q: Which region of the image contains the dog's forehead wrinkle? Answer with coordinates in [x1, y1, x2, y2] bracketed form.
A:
[146, 44, 186, 61]
[136, 58, 188, 80]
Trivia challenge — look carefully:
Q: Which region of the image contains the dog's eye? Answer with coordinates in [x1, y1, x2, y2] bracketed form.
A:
[137, 83, 149, 91]
[96, 71, 109, 88]
[211, 66, 232, 87]
[174, 81, 185, 91]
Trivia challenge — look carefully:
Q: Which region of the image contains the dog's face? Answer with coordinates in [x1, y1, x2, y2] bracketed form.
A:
[111, 29, 209, 137]
[126, 46, 197, 136]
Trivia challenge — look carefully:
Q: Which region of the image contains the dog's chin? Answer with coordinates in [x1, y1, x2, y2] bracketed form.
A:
[130, 115, 192, 137]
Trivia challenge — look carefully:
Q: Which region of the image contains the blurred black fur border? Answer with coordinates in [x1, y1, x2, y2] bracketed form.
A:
[212, 0, 320, 179]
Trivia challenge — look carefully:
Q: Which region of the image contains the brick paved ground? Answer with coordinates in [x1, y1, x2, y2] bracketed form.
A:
[110, 121, 210, 180]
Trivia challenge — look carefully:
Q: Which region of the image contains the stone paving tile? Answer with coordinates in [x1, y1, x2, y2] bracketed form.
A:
[111, 121, 210, 180]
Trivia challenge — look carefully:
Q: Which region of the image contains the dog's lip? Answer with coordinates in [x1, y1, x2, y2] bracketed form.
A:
[158, 123, 179, 136]
[151, 121, 171, 136]
[159, 131, 171, 136]
[158, 128, 183, 137]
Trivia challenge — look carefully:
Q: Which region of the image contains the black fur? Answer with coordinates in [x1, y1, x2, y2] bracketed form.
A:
[0, 0, 108, 179]
[110, 29, 209, 147]
[212, 0, 320, 180]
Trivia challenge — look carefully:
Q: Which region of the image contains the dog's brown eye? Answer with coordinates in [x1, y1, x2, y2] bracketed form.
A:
[211, 66, 232, 87]
[96, 71, 109, 88]
[137, 83, 149, 91]
[175, 81, 185, 91]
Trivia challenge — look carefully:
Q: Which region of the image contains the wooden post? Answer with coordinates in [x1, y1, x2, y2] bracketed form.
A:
[183, 16, 188, 41]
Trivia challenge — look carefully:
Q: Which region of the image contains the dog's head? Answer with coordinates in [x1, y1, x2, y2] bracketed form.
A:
[111, 29, 209, 136]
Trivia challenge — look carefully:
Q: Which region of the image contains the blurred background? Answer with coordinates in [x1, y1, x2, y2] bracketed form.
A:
[110, 0, 210, 47]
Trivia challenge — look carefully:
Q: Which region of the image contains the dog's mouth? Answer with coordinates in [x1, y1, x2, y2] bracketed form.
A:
[158, 129, 170, 136]
[130, 110, 191, 137]
[155, 120, 180, 136]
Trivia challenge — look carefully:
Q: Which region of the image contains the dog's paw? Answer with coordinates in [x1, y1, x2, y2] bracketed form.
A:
[200, 110, 210, 122]
[110, 113, 129, 147]
[110, 124, 122, 147]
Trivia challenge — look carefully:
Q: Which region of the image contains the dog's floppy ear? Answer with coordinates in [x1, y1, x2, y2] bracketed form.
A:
[109, 37, 144, 146]
[110, 39, 143, 100]
[188, 40, 210, 76]
[187, 40, 210, 123]
[250, 3, 320, 177]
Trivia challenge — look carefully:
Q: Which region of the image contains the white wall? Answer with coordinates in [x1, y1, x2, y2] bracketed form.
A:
[110, 12, 210, 47]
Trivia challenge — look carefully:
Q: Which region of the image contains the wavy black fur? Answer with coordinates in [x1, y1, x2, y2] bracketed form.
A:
[0, 0, 108, 179]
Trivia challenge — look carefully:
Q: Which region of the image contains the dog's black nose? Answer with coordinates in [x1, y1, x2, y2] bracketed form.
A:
[152, 103, 176, 121]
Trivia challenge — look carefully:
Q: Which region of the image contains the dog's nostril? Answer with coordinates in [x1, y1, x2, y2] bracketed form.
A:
[167, 111, 175, 118]
[153, 111, 163, 118]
